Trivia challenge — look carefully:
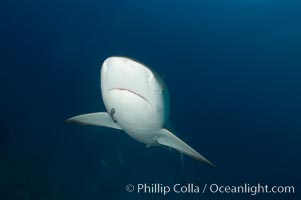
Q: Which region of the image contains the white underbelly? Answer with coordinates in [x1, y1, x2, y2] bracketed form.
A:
[103, 89, 163, 131]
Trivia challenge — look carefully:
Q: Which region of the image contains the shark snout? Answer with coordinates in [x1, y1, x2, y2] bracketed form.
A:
[102, 57, 132, 80]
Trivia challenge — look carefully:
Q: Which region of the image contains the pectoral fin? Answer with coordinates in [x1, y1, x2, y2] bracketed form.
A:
[65, 112, 121, 130]
[156, 129, 215, 167]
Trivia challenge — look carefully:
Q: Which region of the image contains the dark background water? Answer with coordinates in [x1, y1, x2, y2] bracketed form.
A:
[0, 0, 300, 199]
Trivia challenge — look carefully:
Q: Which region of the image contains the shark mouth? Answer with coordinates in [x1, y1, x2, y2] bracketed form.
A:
[110, 88, 152, 106]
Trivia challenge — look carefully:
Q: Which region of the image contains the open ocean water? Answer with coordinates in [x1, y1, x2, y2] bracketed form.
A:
[0, 0, 300, 199]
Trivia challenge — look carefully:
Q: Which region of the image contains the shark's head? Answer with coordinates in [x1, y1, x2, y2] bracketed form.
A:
[100, 56, 169, 131]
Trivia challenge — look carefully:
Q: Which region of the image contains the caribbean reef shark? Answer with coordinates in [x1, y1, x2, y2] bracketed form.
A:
[65, 56, 214, 167]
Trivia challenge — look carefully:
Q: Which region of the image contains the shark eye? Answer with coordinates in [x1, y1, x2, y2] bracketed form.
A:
[160, 83, 165, 91]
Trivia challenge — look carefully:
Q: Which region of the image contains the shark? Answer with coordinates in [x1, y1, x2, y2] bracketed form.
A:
[65, 56, 214, 167]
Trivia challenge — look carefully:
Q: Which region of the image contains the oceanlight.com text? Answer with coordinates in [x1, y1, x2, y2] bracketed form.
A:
[208, 183, 295, 196]
[125, 183, 295, 196]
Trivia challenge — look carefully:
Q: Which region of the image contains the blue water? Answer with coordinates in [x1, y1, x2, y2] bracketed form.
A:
[0, 0, 300, 199]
